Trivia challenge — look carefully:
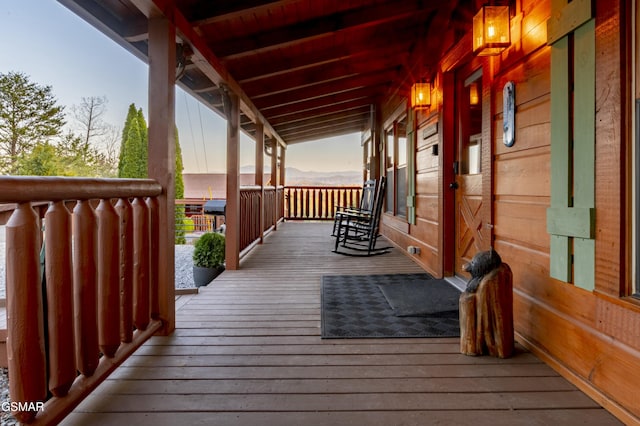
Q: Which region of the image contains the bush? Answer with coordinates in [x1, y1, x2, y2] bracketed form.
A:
[193, 232, 225, 268]
[175, 205, 186, 245]
[183, 217, 195, 232]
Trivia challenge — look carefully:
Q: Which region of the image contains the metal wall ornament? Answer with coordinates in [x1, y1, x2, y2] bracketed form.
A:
[503, 81, 515, 147]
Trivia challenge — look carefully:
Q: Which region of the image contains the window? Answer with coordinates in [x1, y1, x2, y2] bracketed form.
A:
[396, 117, 408, 217]
[461, 78, 482, 175]
[385, 128, 394, 213]
[383, 117, 409, 218]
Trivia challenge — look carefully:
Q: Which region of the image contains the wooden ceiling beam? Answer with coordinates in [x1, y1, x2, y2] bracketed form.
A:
[276, 111, 369, 135]
[228, 30, 415, 83]
[209, 0, 436, 59]
[186, 0, 296, 26]
[269, 104, 370, 127]
[241, 51, 409, 98]
[278, 119, 365, 139]
[254, 69, 397, 109]
[281, 122, 365, 144]
[262, 87, 381, 119]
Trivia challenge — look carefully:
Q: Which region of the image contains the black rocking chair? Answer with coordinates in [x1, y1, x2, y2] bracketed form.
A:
[332, 176, 391, 256]
[331, 178, 377, 236]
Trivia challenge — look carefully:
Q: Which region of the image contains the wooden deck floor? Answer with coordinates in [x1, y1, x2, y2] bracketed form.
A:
[62, 223, 622, 425]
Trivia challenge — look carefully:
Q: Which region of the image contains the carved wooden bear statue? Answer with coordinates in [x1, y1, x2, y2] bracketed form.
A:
[459, 248, 514, 358]
[463, 248, 502, 293]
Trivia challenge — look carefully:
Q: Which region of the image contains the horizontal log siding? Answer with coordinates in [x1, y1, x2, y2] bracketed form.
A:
[489, 2, 640, 423]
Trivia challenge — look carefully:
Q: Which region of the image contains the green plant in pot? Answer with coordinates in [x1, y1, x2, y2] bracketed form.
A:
[192, 232, 225, 287]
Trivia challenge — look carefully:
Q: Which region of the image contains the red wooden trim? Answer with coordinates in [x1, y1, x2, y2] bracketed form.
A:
[441, 72, 456, 276]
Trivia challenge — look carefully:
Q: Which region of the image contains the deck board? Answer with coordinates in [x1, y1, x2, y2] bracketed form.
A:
[63, 223, 622, 425]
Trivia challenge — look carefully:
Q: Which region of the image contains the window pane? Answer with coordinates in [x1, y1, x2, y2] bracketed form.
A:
[386, 129, 394, 167]
[386, 170, 394, 213]
[396, 166, 407, 217]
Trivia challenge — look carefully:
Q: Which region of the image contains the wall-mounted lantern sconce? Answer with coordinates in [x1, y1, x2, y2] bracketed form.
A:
[473, 5, 511, 56]
[411, 82, 431, 109]
[469, 82, 479, 105]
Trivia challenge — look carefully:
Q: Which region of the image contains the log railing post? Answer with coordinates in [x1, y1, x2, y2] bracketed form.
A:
[72, 200, 99, 377]
[6, 203, 47, 423]
[44, 201, 76, 397]
[96, 199, 121, 358]
[133, 197, 151, 331]
[115, 198, 134, 343]
[147, 196, 161, 319]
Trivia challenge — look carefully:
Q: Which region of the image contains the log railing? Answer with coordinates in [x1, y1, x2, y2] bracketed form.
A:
[239, 186, 262, 252]
[238, 186, 285, 253]
[0, 176, 164, 425]
[284, 186, 362, 220]
[263, 186, 277, 232]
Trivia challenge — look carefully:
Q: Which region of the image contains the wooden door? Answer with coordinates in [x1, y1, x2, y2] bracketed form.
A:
[454, 71, 484, 276]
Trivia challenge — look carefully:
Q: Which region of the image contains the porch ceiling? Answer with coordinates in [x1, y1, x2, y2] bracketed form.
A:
[59, 0, 471, 145]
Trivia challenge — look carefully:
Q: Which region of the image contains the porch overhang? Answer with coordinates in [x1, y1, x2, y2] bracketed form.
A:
[58, 0, 468, 146]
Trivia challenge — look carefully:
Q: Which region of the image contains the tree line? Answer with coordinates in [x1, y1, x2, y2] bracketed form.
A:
[0, 71, 187, 242]
[0, 71, 184, 185]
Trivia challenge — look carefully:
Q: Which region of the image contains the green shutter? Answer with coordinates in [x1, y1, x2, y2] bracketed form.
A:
[546, 1, 595, 290]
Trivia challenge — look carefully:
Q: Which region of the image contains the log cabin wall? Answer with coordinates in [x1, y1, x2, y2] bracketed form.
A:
[378, 0, 640, 422]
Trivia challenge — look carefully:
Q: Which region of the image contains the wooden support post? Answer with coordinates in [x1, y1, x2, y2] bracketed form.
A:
[371, 104, 382, 180]
[271, 141, 279, 230]
[226, 89, 241, 270]
[279, 144, 286, 187]
[147, 15, 176, 335]
[255, 122, 265, 242]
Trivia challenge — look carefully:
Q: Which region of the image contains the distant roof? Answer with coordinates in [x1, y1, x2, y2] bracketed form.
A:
[183, 173, 265, 199]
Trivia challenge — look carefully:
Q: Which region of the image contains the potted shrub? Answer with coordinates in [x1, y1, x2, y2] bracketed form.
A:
[192, 232, 225, 287]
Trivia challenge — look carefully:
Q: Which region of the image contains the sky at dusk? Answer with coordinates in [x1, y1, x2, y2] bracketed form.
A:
[0, 0, 363, 174]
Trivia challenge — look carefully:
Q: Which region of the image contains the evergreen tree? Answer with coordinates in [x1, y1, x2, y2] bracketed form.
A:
[118, 104, 138, 177]
[0, 71, 65, 174]
[118, 105, 148, 178]
[175, 126, 186, 244]
[175, 126, 184, 199]
[117, 105, 186, 243]
[119, 116, 143, 178]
